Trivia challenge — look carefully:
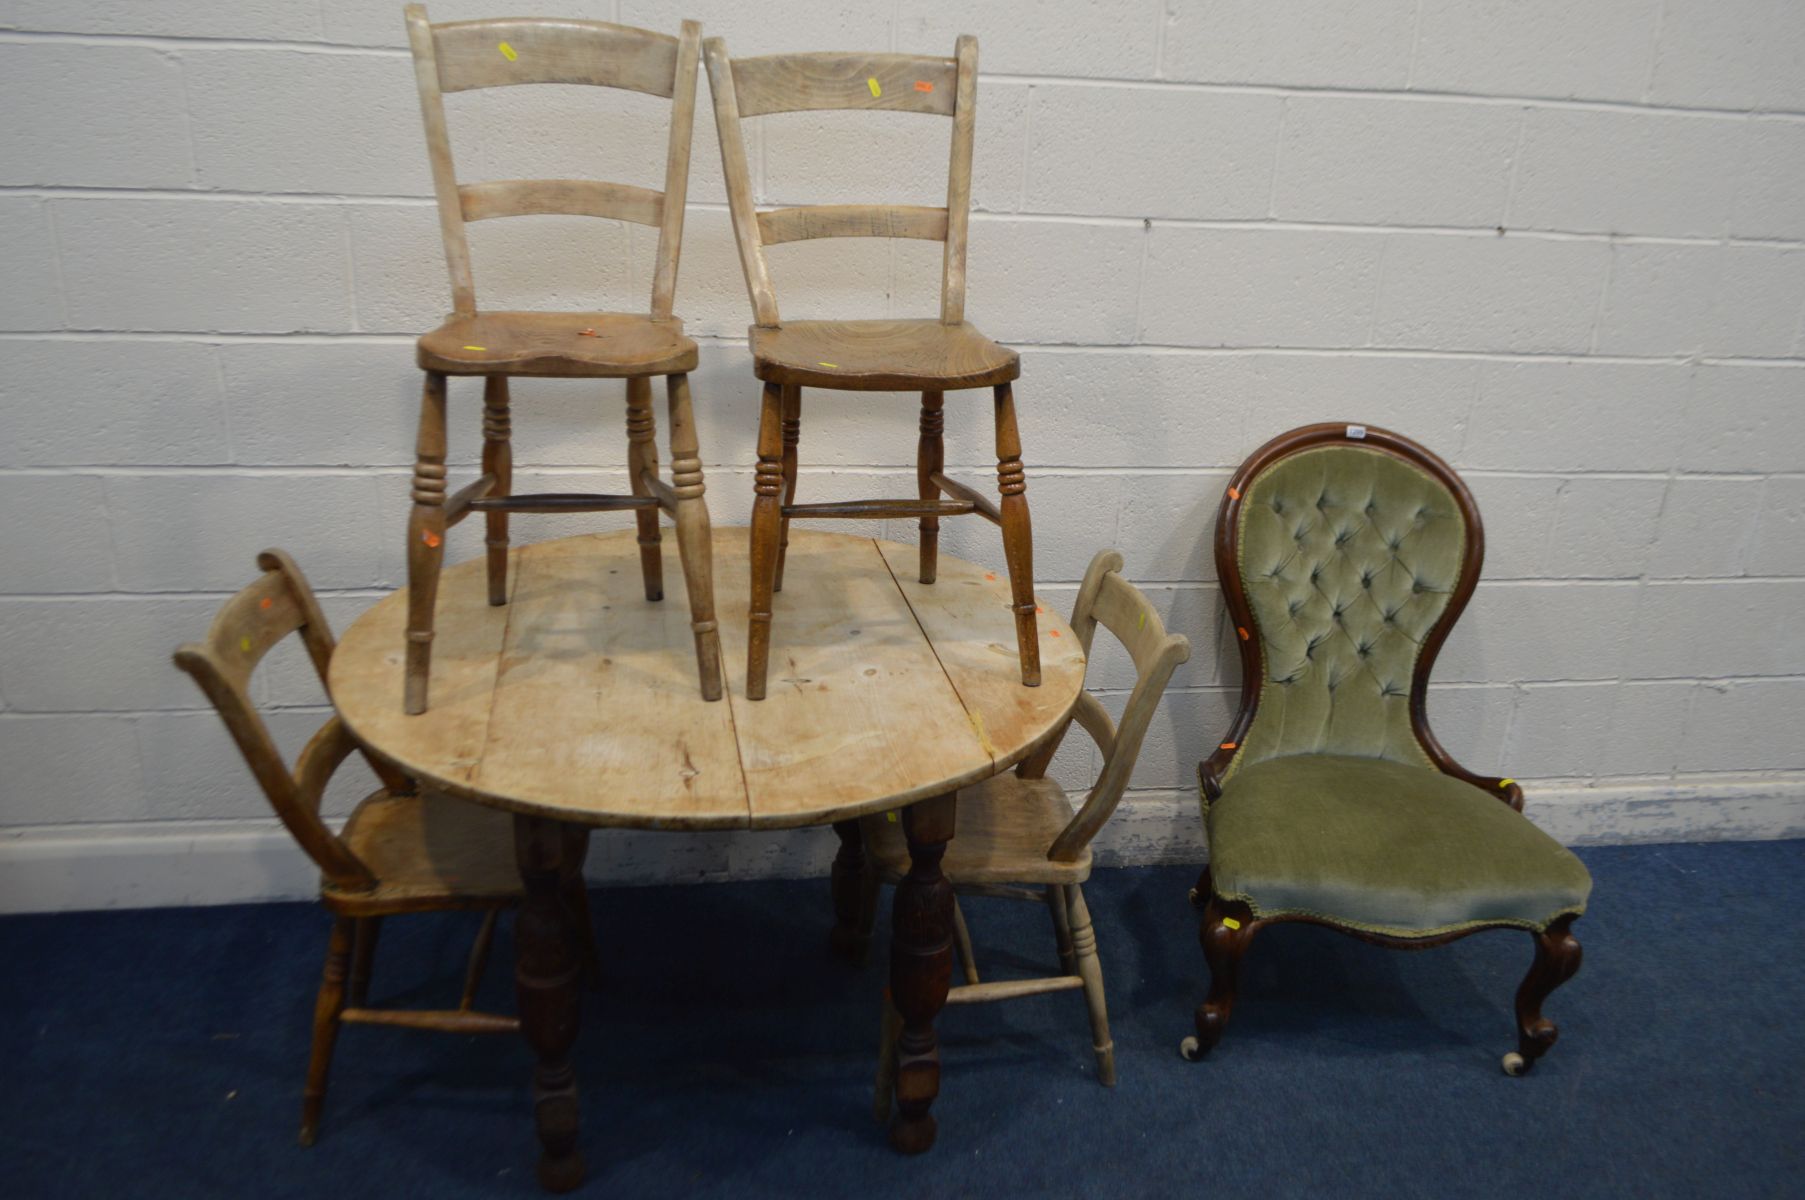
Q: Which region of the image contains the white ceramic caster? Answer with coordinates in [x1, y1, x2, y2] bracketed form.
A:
[1501, 1051, 1527, 1076]
[1179, 1036, 1202, 1062]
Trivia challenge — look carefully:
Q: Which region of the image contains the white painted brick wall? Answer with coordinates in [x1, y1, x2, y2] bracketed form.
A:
[1, 1, 1802, 886]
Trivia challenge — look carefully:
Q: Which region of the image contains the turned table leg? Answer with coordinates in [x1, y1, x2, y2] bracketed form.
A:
[888, 791, 956, 1154]
[514, 815, 590, 1193]
[829, 817, 873, 963]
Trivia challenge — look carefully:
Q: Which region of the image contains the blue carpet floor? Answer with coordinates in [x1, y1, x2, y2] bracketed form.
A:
[1, 840, 1801, 1198]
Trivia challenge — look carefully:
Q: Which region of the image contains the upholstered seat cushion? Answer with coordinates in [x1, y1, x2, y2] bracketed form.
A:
[1206, 755, 1590, 938]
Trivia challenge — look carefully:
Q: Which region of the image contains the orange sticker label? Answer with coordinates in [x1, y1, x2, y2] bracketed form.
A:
[259, 596, 273, 610]
[423, 531, 442, 548]
[1228, 486, 1241, 500]
[914, 80, 934, 93]
[1236, 626, 1249, 641]
[1220, 741, 1237, 750]
[1049, 628, 1060, 637]
[985, 573, 996, 581]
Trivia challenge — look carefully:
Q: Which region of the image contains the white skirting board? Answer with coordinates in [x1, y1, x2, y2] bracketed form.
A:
[2, 774, 1802, 914]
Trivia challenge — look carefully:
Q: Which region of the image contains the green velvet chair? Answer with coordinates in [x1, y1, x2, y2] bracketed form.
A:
[1183, 423, 1591, 1075]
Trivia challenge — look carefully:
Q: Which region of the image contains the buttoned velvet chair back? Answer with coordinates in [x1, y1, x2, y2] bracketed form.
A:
[1204, 423, 1495, 802]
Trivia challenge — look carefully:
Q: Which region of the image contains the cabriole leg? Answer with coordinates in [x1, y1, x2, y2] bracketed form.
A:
[625, 376, 664, 603]
[888, 791, 956, 1154]
[1505, 915, 1582, 1076]
[1182, 894, 1256, 1061]
[665, 373, 723, 701]
[774, 384, 801, 592]
[482, 375, 513, 606]
[993, 382, 1040, 687]
[404, 370, 449, 715]
[746, 382, 785, 701]
[916, 390, 945, 584]
[514, 816, 590, 1193]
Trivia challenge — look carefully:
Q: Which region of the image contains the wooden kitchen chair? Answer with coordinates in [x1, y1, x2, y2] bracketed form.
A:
[704, 35, 1041, 699]
[865, 551, 1188, 1097]
[1186, 424, 1592, 1075]
[174, 550, 596, 1146]
[402, 7, 721, 713]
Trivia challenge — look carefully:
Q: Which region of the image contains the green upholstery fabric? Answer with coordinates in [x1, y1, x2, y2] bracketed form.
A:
[1226, 445, 1465, 779]
[1206, 755, 1592, 937]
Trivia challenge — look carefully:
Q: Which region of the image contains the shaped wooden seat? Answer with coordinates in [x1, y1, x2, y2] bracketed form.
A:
[864, 775, 1088, 885]
[417, 311, 699, 378]
[330, 790, 523, 914]
[402, 8, 721, 714]
[174, 551, 605, 1147]
[750, 319, 1019, 391]
[860, 551, 1189, 1095]
[706, 36, 1041, 700]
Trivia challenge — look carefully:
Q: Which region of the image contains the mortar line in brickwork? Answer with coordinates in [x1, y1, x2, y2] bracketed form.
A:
[11, 184, 1805, 254]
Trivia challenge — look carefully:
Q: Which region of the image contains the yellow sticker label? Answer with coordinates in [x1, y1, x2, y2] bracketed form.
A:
[1137, 611, 1146, 629]
[462, 345, 487, 351]
[886, 810, 898, 823]
[866, 76, 881, 98]
[1222, 917, 1242, 931]
[239, 635, 252, 653]
[1499, 778, 1515, 788]
[497, 41, 518, 61]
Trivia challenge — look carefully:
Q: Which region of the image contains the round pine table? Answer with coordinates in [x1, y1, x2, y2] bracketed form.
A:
[330, 526, 1084, 1190]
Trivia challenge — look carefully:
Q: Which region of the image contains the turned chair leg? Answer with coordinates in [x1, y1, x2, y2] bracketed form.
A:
[404, 371, 449, 715]
[563, 874, 604, 991]
[1066, 885, 1116, 1086]
[993, 382, 1040, 687]
[1046, 883, 1076, 975]
[951, 896, 979, 986]
[298, 916, 354, 1146]
[663, 373, 723, 701]
[625, 376, 665, 603]
[916, 391, 945, 584]
[746, 382, 785, 701]
[1182, 894, 1256, 1062]
[1505, 915, 1583, 1076]
[347, 916, 382, 1008]
[482, 376, 513, 607]
[773, 385, 801, 593]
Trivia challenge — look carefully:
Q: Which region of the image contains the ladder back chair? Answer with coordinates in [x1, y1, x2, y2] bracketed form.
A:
[402, 6, 721, 713]
[703, 35, 1041, 699]
[864, 550, 1188, 1097]
[1185, 424, 1592, 1075]
[173, 551, 602, 1146]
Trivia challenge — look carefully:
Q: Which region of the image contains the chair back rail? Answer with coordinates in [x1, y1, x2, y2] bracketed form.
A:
[703, 36, 979, 329]
[173, 550, 407, 893]
[1045, 550, 1191, 863]
[403, 6, 702, 320]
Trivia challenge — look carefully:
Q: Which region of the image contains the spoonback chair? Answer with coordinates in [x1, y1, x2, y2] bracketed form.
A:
[174, 550, 587, 1146]
[402, 6, 721, 713]
[1185, 424, 1592, 1075]
[703, 35, 1040, 699]
[866, 550, 1189, 1097]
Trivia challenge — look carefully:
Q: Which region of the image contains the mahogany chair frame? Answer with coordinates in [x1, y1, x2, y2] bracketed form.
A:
[402, 6, 721, 714]
[703, 35, 1040, 700]
[859, 551, 1189, 1100]
[1186, 423, 1582, 1076]
[174, 550, 606, 1146]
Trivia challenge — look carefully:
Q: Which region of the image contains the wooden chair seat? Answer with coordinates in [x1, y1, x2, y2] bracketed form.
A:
[416, 311, 699, 378]
[323, 790, 525, 916]
[866, 772, 1090, 887]
[750, 319, 1019, 390]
